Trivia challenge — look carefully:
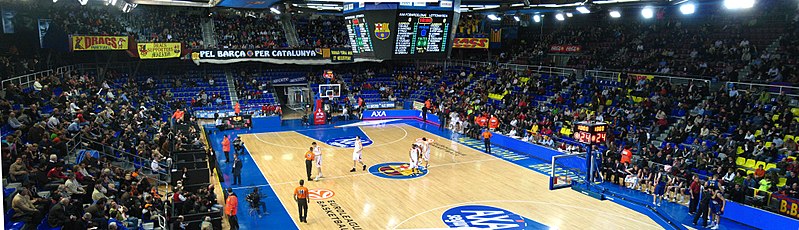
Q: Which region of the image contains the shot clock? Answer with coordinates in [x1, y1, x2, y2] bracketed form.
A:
[573, 122, 608, 144]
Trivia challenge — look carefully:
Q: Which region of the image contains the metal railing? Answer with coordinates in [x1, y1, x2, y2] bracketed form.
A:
[77, 137, 171, 190]
[727, 81, 799, 97]
[584, 69, 712, 86]
[438, 59, 579, 78]
[1, 65, 77, 89]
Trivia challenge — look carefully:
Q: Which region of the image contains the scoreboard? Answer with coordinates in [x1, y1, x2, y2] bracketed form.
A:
[344, 14, 374, 55]
[394, 12, 451, 57]
[343, 2, 454, 60]
[573, 122, 608, 144]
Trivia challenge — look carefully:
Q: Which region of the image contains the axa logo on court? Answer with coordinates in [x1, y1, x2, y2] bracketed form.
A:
[371, 111, 386, 117]
[325, 136, 373, 148]
[442, 205, 526, 230]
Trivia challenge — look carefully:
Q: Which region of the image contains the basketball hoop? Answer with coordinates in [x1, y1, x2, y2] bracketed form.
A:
[325, 91, 335, 101]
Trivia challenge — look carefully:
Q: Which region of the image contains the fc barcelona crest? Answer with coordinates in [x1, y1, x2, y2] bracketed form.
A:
[374, 23, 390, 40]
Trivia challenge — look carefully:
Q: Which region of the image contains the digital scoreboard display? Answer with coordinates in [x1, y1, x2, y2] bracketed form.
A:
[394, 12, 450, 56]
[344, 14, 374, 54]
[573, 122, 608, 144]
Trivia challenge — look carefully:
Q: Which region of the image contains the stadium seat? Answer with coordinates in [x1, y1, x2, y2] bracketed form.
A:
[736, 157, 746, 166]
[747, 170, 754, 176]
[791, 108, 799, 116]
[789, 156, 797, 162]
[737, 146, 744, 155]
[5, 209, 25, 230]
[765, 141, 772, 148]
[785, 135, 795, 142]
[754, 129, 762, 137]
[743, 159, 756, 169]
[764, 163, 777, 171]
[778, 178, 787, 187]
[772, 114, 780, 121]
[755, 161, 767, 169]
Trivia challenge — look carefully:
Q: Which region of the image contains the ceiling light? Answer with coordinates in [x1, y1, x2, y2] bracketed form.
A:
[641, 7, 653, 19]
[270, 7, 281, 14]
[78, 0, 88, 5]
[680, 3, 696, 14]
[487, 14, 500, 21]
[576, 6, 590, 14]
[533, 15, 541, 22]
[513, 16, 520, 22]
[724, 0, 755, 9]
[566, 12, 573, 17]
[555, 13, 564, 21]
[609, 10, 621, 18]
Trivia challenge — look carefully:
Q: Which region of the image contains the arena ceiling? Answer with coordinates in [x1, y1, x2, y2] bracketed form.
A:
[129, 0, 672, 11]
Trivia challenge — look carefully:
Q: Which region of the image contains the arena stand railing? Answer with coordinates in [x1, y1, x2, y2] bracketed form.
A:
[1, 65, 77, 89]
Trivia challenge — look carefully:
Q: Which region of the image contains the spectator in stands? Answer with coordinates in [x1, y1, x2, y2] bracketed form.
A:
[48, 198, 73, 228]
[9, 157, 30, 183]
[11, 187, 43, 224]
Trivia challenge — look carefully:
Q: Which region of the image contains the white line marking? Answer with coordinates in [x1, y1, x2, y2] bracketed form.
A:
[231, 157, 501, 191]
[240, 140, 301, 229]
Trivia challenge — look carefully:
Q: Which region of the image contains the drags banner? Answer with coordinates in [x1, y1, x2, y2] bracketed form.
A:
[71, 35, 129, 51]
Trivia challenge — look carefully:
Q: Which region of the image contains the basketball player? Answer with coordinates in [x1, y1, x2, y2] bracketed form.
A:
[350, 136, 367, 172]
[419, 137, 431, 169]
[409, 144, 420, 175]
[312, 142, 323, 181]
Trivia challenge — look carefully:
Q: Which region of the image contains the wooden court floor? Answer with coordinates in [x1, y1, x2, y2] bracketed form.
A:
[239, 123, 660, 229]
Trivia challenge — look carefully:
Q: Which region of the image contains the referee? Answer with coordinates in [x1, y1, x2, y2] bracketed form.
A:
[482, 129, 493, 154]
[304, 147, 315, 181]
[294, 180, 309, 223]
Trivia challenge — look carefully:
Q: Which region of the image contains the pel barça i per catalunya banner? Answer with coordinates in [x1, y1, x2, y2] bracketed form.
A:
[71, 35, 129, 51]
[137, 42, 182, 59]
[191, 49, 323, 60]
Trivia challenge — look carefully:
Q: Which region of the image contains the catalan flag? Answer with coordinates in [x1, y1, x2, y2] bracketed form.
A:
[490, 28, 502, 43]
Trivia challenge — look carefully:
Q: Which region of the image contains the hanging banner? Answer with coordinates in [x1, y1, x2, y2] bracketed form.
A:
[452, 38, 489, 49]
[38, 19, 51, 48]
[137, 42, 182, 59]
[71, 35, 129, 51]
[191, 49, 323, 60]
[549, 45, 582, 53]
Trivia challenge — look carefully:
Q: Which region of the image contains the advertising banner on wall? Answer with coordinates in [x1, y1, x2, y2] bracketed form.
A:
[71, 35, 129, 51]
[452, 38, 488, 49]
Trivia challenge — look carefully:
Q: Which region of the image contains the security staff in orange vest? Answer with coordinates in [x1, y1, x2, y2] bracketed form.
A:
[479, 115, 488, 127]
[225, 188, 239, 229]
[304, 147, 315, 181]
[488, 115, 499, 130]
[294, 180, 309, 223]
[482, 129, 493, 154]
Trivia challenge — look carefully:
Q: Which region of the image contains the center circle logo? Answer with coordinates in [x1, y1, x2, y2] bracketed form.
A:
[325, 136, 373, 148]
[368, 162, 428, 180]
[442, 205, 526, 229]
[308, 188, 335, 200]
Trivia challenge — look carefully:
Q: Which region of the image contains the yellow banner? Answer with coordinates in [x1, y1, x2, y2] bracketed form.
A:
[137, 42, 182, 59]
[71, 35, 129, 51]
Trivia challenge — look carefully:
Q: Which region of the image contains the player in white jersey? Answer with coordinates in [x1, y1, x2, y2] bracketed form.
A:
[350, 136, 367, 172]
[420, 137, 431, 169]
[312, 142, 323, 181]
[409, 144, 420, 175]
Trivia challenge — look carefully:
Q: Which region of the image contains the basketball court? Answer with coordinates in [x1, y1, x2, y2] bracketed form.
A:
[229, 121, 660, 229]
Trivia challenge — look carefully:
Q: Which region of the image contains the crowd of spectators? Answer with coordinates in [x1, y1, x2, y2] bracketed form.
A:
[295, 17, 349, 49]
[214, 12, 287, 49]
[127, 7, 206, 49]
[406, 62, 799, 218]
[1, 65, 217, 229]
